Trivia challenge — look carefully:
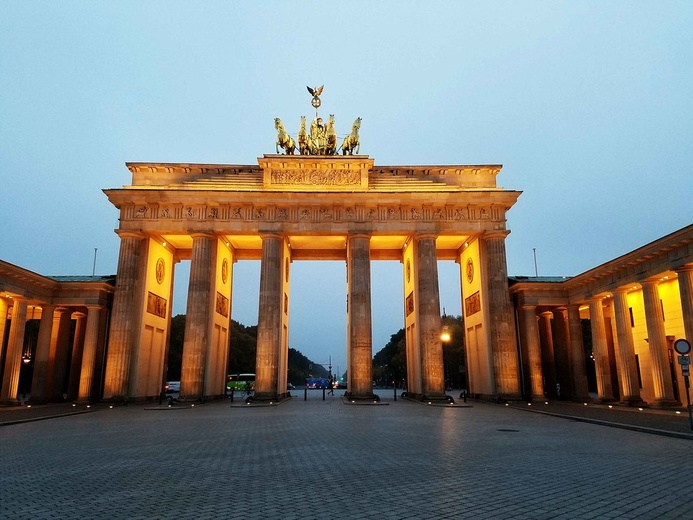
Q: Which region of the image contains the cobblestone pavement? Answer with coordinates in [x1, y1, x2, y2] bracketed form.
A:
[1, 392, 692, 519]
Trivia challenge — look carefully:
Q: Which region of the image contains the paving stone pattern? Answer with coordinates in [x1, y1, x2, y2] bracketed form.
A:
[1, 392, 692, 519]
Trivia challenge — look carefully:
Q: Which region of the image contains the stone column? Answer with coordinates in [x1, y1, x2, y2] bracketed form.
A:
[567, 305, 590, 401]
[30, 304, 56, 402]
[538, 311, 557, 399]
[0, 299, 28, 404]
[47, 309, 73, 401]
[180, 233, 215, 401]
[67, 311, 87, 400]
[642, 280, 677, 406]
[254, 234, 283, 401]
[675, 266, 693, 345]
[414, 235, 445, 399]
[519, 305, 544, 401]
[483, 232, 521, 399]
[552, 309, 573, 399]
[77, 306, 103, 403]
[103, 231, 143, 400]
[612, 289, 644, 405]
[347, 234, 375, 400]
[588, 297, 615, 402]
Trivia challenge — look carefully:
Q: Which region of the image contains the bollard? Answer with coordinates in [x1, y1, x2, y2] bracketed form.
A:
[304, 387, 307, 401]
[394, 385, 397, 401]
[230, 388, 234, 403]
[322, 388, 325, 401]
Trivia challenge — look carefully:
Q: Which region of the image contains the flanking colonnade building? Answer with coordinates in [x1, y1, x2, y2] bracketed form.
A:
[0, 154, 691, 407]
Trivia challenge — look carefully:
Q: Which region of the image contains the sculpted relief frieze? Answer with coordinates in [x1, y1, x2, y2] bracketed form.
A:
[124, 203, 502, 223]
[269, 169, 361, 186]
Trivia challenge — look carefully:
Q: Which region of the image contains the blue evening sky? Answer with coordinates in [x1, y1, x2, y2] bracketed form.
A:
[1, 2, 691, 372]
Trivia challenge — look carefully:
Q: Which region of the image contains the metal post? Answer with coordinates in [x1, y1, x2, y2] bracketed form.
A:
[684, 375, 692, 431]
[304, 387, 307, 401]
[322, 388, 325, 401]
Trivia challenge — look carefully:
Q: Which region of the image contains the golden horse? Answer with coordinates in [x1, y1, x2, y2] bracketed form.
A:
[325, 114, 337, 155]
[341, 117, 362, 155]
[274, 118, 296, 155]
[298, 116, 311, 155]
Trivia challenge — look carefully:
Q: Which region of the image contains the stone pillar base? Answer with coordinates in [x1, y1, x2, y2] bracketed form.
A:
[0, 399, 21, 406]
[344, 391, 379, 402]
[251, 392, 279, 402]
[496, 393, 523, 402]
[619, 397, 647, 407]
[595, 396, 618, 404]
[652, 398, 681, 409]
[402, 392, 454, 404]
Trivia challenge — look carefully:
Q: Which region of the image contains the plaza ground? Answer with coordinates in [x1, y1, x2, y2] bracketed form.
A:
[1, 390, 692, 519]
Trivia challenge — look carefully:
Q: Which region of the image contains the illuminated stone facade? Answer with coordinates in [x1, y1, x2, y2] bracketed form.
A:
[0, 262, 114, 405]
[509, 225, 693, 407]
[100, 155, 522, 402]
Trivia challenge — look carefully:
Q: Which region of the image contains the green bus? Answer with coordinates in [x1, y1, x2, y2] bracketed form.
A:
[226, 373, 255, 392]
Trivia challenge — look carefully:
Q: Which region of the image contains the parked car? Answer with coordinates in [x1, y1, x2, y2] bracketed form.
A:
[165, 381, 180, 393]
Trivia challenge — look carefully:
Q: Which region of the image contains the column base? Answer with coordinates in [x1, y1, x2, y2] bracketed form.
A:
[571, 394, 592, 403]
[594, 396, 618, 404]
[250, 392, 279, 402]
[344, 392, 380, 402]
[495, 393, 523, 402]
[619, 397, 647, 407]
[0, 399, 21, 407]
[652, 398, 681, 409]
[401, 392, 454, 404]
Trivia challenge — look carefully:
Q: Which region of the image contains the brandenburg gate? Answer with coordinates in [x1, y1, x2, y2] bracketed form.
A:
[102, 153, 522, 403]
[101, 92, 522, 403]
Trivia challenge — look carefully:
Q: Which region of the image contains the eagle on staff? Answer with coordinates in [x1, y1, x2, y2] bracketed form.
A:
[307, 85, 324, 110]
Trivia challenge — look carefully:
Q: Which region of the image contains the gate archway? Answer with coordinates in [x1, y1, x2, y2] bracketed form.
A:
[102, 155, 522, 402]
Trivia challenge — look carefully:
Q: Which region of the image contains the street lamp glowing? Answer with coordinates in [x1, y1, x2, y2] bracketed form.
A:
[440, 327, 451, 343]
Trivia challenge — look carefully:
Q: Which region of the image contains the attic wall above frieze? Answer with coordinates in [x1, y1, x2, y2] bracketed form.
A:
[126, 163, 262, 186]
[370, 165, 503, 189]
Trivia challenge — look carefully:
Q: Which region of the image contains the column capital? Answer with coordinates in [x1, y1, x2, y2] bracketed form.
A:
[72, 311, 87, 319]
[115, 230, 144, 239]
[85, 304, 104, 311]
[520, 304, 537, 311]
[640, 278, 660, 288]
[190, 231, 216, 240]
[674, 264, 693, 275]
[483, 230, 510, 240]
[413, 233, 438, 242]
[539, 310, 554, 318]
[612, 286, 631, 295]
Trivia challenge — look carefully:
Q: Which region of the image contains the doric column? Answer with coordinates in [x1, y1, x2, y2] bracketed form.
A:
[67, 311, 87, 400]
[254, 234, 284, 401]
[483, 232, 521, 398]
[29, 304, 56, 402]
[0, 298, 28, 404]
[346, 234, 375, 400]
[612, 289, 644, 405]
[642, 280, 677, 406]
[76, 306, 103, 403]
[676, 266, 693, 345]
[47, 308, 73, 401]
[588, 297, 615, 402]
[103, 231, 144, 400]
[567, 305, 590, 401]
[519, 305, 544, 401]
[415, 235, 445, 399]
[180, 233, 215, 401]
[552, 309, 573, 399]
[538, 311, 557, 399]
